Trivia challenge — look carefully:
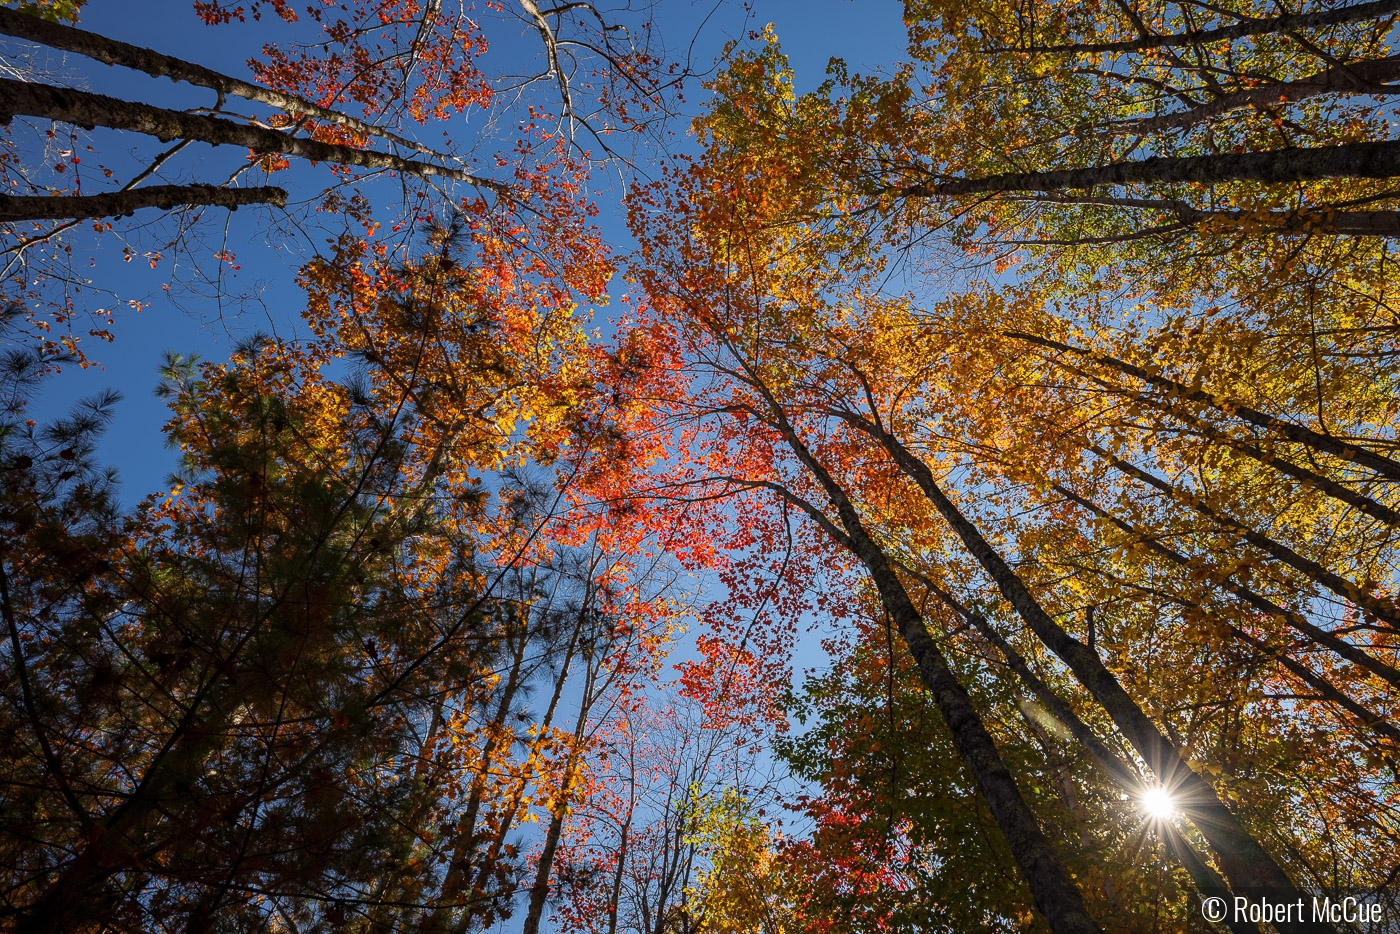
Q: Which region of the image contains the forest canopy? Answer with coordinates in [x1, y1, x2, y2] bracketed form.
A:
[2, 1, 1399, 933]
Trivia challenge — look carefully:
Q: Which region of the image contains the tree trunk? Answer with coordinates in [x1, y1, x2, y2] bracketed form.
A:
[759, 407, 1102, 934]
[845, 416, 1326, 933]
[607, 795, 634, 934]
[1173, 207, 1400, 237]
[1103, 55, 1400, 136]
[1006, 332, 1400, 482]
[521, 806, 570, 934]
[1016, 194, 1400, 239]
[437, 626, 531, 924]
[828, 506, 1102, 934]
[1090, 444, 1400, 628]
[456, 607, 587, 934]
[1011, 0, 1400, 55]
[0, 79, 505, 191]
[1050, 481, 1400, 743]
[523, 624, 607, 934]
[0, 7, 434, 156]
[923, 578, 1267, 934]
[0, 185, 285, 222]
[1161, 823, 1259, 934]
[1184, 423, 1400, 528]
[1226, 622, 1400, 745]
[911, 573, 1142, 791]
[908, 139, 1400, 198]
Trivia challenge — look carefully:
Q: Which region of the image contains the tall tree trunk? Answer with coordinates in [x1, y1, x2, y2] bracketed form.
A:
[1023, 194, 1400, 237]
[437, 624, 531, 923]
[453, 605, 587, 934]
[1161, 823, 1259, 934]
[1050, 475, 1400, 688]
[363, 699, 450, 933]
[607, 780, 635, 934]
[925, 578, 1264, 934]
[1102, 55, 1400, 137]
[909, 571, 1142, 790]
[1176, 416, 1400, 528]
[821, 505, 1101, 933]
[0, 7, 434, 155]
[841, 414, 1326, 933]
[1007, 332, 1400, 482]
[0, 185, 286, 222]
[756, 404, 1102, 934]
[1010, 1, 1400, 57]
[1049, 481, 1400, 744]
[1090, 444, 1400, 628]
[520, 657, 598, 934]
[0, 79, 504, 190]
[905, 139, 1400, 198]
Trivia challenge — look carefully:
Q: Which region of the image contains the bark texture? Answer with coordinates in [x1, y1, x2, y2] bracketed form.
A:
[930, 584, 1264, 934]
[842, 529, 1103, 934]
[0, 7, 433, 155]
[1012, 0, 1400, 55]
[0, 184, 285, 222]
[0, 79, 506, 192]
[907, 140, 1400, 198]
[1195, 432, 1400, 527]
[1007, 332, 1400, 482]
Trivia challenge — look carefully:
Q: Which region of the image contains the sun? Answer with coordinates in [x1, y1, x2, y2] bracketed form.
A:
[1141, 786, 1177, 820]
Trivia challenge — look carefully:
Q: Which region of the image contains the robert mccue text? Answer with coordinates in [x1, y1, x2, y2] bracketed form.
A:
[1201, 895, 1385, 927]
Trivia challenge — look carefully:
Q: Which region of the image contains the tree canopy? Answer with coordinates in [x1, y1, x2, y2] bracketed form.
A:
[3, 1, 1400, 932]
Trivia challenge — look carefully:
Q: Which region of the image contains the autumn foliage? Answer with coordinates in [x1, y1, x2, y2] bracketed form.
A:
[6, 1, 1400, 933]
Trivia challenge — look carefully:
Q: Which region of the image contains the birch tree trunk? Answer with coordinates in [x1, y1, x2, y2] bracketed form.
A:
[0, 185, 285, 222]
[910, 140, 1400, 199]
[0, 79, 504, 191]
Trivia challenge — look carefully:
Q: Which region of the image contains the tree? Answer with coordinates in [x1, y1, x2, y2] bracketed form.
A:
[621, 32, 1400, 927]
[1, 335, 510, 932]
[684, 789, 797, 934]
[688, 9, 1400, 482]
[628, 79, 1106, 933]
[775, 594, 1200, 934]
[548, 684, 777, 934]
[0, 0, 681, 361]
[0, 166, 693, 929]
[836, 0, 1400, 238]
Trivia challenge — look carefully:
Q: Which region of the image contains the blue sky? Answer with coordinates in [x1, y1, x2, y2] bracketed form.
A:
[5, 7, 904, 919]
[20, 0, 908, 502]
